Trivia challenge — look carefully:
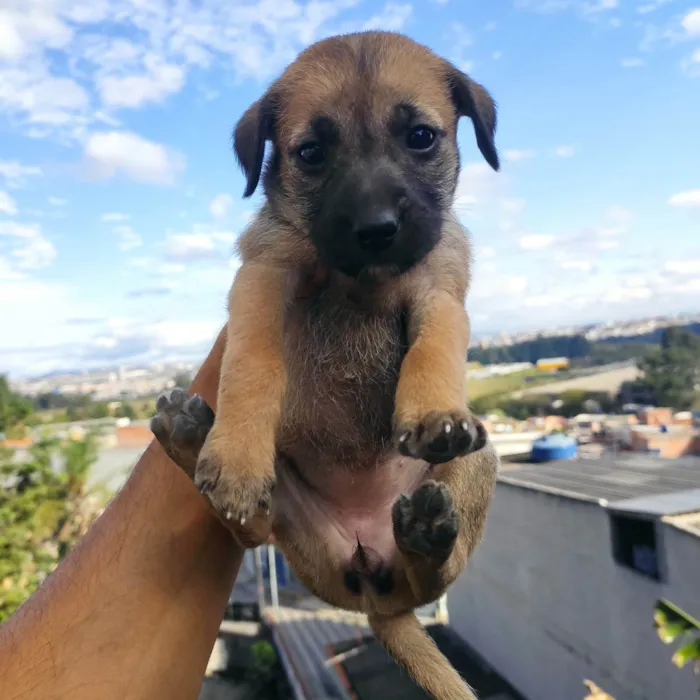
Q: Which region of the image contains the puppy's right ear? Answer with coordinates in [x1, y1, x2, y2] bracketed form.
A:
[233, 89, 278, 198]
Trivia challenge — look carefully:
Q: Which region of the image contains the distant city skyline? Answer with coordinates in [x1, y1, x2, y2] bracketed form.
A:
[8, 310, 699, 382]
[1, 1, 699, 376]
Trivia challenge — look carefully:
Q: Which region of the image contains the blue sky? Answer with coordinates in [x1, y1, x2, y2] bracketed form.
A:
[1, 0, 699, 377]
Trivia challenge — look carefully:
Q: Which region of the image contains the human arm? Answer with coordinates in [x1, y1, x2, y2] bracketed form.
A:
[0, 326, 243, 700]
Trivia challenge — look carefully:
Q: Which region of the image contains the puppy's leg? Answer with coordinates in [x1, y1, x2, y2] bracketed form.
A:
[393, 439, 499, 604]
[150, 389, 271, 547]
[394, 289, 484, 462]
[196, 263, 288, 539]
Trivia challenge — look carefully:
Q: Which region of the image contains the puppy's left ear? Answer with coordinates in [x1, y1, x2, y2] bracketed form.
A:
[232, 87, 278, 198]
[444, 64, 499, 171]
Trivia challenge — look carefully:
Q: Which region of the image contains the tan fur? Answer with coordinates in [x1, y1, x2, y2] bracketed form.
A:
[188, 31, 501, 700]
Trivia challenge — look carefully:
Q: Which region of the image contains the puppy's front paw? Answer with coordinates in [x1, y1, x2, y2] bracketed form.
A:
[393, 481, 459, 564]
[195, 431, 275, 547]
[395, 410, 486, 464]
[151, 389, 214, 476]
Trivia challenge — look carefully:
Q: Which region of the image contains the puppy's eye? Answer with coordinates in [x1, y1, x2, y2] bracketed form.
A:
[297, 142, 325, 167]
[406, 126, 436, 151]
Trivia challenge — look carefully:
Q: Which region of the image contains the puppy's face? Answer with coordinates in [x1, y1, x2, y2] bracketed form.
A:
[234, 31, 499, 278]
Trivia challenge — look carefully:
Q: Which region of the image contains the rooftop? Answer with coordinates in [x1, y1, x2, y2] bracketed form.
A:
[265, 607, 524, 700]
[499, 454, 700, 516]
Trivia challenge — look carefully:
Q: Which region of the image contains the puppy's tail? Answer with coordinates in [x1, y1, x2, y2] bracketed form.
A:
[368, 610, 477, 700]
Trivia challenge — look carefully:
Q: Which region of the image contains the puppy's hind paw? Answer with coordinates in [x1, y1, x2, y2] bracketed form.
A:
[150, 389, 214, 477]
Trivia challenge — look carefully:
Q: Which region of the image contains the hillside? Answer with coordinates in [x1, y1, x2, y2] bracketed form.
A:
[469, 323, 700, 367]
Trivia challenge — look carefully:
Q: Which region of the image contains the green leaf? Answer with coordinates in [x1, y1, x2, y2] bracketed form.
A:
[672, 639, 700, 669]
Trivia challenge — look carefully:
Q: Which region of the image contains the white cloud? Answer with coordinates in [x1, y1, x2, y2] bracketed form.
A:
[514, 0, 618, 18]
[362, 3, 413, 31]
[560, 259, 592, 271]
[519, 234, 556, 250]
[447, 22, 474, 73]
[454, 162, 501, 212]
[621, 57, 645, 68]
[0, 220, 56, 270]
[582, 0, 618, 14]
[84, 131, 186, 185]
[0, 190, 18, 215]
[0, 0, 388, 141]
[504, 149, 536, 162]
[0, 61, 90, 133]
[163, 228, 237, 263]
[0, 7, 73, 61]
[477, 246, 497, 259]
[102, 212, 130, 222]
[681, 8, 700, 37]
[0, 161, 42, 188]
[114, 225, 143, 251]
[98, 60, 185, 109]
[499, 198, 526, 214]
[664, 259, 700, 275]
[209, 193, 234, 221]
[668, 189, 700, 207]
[637, 0, 672, 13]
[554, 145, 575, 157]
[48, 196, 67, 206]
[681, 48, 700, 77]
[12, 236, 56, 269]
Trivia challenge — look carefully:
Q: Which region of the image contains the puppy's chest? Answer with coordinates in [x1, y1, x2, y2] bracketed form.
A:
[279, 292, 407, 458]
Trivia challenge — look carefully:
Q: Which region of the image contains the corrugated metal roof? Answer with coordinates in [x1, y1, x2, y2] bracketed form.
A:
[265, 606, 370, 700]
[606, 488, 700, 518]
[498, 454, 700, 507]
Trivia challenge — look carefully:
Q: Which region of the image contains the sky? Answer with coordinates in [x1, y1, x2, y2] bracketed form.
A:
[1, 0, 699, 377]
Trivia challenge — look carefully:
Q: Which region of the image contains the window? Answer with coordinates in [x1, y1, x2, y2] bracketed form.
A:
[610, 514, 661, 581]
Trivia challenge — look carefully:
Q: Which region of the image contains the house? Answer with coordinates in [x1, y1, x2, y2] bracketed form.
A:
[448, 453, 700, 700]
[628, 425, 700, 458]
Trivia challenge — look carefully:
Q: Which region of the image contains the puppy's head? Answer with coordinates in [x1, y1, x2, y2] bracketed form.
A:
[233, 31, 499, 278]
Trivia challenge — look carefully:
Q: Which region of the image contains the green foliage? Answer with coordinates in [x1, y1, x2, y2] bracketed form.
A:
[114, 402, 136, 420]
[638, 328, 700, 410]
[473, 390, 614, 420]
[654, 599, 700, 682]
[0, 431, 106, 622]
[0, 375, 32, 435]
[173, 372, 192, 391]
[246, 639, 283, 699]
[470, 334, 590, 365]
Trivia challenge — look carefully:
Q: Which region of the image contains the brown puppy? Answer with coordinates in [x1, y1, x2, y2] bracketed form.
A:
[152, 30, 501, 700]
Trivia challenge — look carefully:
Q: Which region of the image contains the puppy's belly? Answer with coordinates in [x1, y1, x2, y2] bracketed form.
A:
[273, 452, 429, 564]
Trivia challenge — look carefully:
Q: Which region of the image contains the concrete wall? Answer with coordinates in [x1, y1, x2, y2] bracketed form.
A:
[448, 484, 700, 700]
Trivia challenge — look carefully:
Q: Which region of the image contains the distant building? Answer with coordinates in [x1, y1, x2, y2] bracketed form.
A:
[449, 454, 700, 700]
[536, 356, 570, 372]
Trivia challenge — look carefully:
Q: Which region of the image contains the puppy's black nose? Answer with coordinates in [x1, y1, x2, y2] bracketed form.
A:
[354, 209, 399, 252]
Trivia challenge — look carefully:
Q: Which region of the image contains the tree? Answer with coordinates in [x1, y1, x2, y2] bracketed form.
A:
[173, 372, 192, 391]
[114, 402, 136, 420]
[0, 431, 109, 622]
[0, 375, 31, 436]
[638, 328, 700, 410]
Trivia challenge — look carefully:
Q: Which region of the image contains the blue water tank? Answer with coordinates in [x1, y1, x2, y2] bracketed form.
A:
[530, 434, 577, 462]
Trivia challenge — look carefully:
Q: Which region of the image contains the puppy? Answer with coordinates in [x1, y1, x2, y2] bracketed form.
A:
[152, 30, 501, 700]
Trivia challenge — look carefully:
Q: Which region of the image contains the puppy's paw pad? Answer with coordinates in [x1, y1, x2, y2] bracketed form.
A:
[393, 481, 459, 561]
[151, 390, 215, 475]
[195, 437, 275, 546]
[396, 411, 486, 464]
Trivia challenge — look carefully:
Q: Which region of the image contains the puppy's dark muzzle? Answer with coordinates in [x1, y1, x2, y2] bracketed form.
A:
[355, 210, 399, 253]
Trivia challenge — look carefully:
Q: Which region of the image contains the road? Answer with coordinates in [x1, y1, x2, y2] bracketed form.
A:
[513, 362, 641, 398]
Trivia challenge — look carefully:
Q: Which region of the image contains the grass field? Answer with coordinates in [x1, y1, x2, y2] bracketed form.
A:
[467, 369, 561, 400]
